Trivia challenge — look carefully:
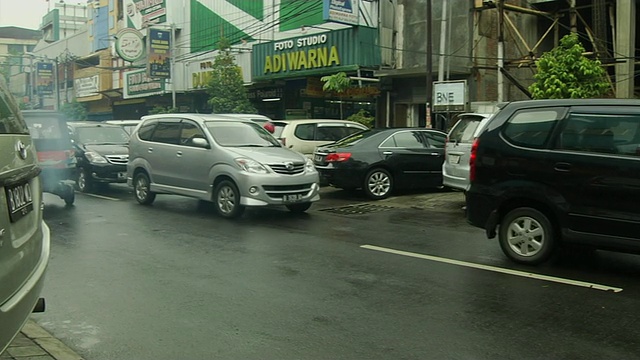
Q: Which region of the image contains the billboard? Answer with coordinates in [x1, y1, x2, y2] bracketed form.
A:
[323, 0, 359, 25]
[124, 0, 166, 29]
[147, 28, 171, 78]
[124, 69, 165, 99]
[36, 62, 54, 96]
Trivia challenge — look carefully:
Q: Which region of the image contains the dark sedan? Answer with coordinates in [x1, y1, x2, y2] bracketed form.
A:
[313, 128, 447, 199]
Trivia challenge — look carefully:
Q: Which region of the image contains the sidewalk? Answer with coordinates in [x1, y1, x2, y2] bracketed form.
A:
[1, 320, 83, 360]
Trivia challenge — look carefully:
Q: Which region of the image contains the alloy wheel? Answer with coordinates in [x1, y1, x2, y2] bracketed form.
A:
[367, 171, 391, 197]
[506, 216, 545, 257]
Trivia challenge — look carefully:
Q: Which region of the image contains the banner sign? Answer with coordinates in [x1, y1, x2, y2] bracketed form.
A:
[323, 0, 360, 25]
[75, 75, 100, 98]
[124, 0, 166, 29]
[36, 62, 54, 96]
[124, 69, 165, 99]
[115, 28, 145, 62]
[147, 28, 171, 78]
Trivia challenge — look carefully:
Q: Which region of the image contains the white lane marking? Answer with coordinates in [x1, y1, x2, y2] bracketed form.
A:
[361, 245, 623, 293]
[81, 193, 120, 201]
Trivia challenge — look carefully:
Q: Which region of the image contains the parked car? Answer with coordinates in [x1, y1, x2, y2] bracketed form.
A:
[313, 128, 447, 200]
[215, 114, 273, 124]
[127, 114, 321, 218]
[103, 119, 142, 134]
[67, 122, 130, 192]
[271, 119, 368, 157]
[466, 99, 640, 265]
[0, 78, 49, 355]
[443, 113, 493, 191]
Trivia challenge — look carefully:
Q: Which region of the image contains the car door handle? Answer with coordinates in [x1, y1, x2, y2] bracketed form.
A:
[429, 152, 440, 156]
[176, 151, 183, 157]
[147, 148, 153, 153]
[554, 162, 572, 172]
[383, 151, 393, 155]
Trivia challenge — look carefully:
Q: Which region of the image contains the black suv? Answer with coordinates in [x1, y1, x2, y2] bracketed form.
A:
[67, 122, 130, 192]
[466, 99, 640, 265]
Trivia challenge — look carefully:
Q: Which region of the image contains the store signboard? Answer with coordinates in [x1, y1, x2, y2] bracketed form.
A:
[323, 0, 359, 25]
[124, 69, 165, 99]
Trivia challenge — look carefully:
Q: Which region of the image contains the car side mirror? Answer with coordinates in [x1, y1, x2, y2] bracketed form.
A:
[191, 137, 210, 148]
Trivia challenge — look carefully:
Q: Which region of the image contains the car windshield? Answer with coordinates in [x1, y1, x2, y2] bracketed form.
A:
[206, 121, 281, 147]
[76, 126, 130, 145]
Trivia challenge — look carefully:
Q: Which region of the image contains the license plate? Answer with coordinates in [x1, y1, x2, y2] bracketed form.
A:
[314, 155, 324, 163]
[5, 181, 34, 223]
[283, 194, 303, 203]
[449, 154, 461, 164]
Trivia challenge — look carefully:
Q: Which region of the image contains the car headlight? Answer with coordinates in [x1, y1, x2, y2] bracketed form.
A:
[85, 151, 108, 164]
[305, 158, 316, 172]
[235, 158, 269, 174]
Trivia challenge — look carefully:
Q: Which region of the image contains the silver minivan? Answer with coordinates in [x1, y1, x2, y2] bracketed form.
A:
[442, 113, 492, 191]
[0, 78, 50, 354]
[127, 114, 321, 218]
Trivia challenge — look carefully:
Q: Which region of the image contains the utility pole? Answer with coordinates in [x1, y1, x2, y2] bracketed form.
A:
[437, 0, 448, 83]
[426, 0, 433, 128]
[54, 57, 60, 111]
[170, 23, 176, 109]
[569, 0, 577, 33]
[29, 54, 35, 108]
[497, 0, 505, 103]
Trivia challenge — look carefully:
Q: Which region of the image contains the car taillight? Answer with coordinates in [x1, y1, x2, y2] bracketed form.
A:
[469, 138, 479, 182]
[325, 152, 351, 162]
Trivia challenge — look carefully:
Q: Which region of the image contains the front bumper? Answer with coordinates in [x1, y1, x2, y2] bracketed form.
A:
[87, 163, 128, 183]
[235, 171, 321, 206]
[0, 222, 49, 355]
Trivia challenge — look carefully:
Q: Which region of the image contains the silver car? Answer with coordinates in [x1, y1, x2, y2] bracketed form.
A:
[0, 78, 50, 354]
[442, 113, 492, 191]
[127, 114, 321, 218]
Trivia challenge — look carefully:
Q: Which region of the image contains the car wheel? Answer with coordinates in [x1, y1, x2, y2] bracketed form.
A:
[133, 172, 156, 205]
[76, 169, 92, 193]
[363, 168, 393, 200]
[63, 186, 75, 206]
[214, 180, 245, 219]
[498, 207, 556, 265]
[286, 202, 312, 213]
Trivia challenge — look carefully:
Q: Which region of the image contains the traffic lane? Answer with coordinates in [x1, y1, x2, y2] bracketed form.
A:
[39, 193, 640, 359]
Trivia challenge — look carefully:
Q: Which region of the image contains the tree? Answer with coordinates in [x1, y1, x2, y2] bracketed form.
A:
[529, 33, 610, 99]
[321, 72, 352, 119]
[149, 105, 179, 114]
[60, 101, 87, 120]
[206, 38, 256, 113]
[346, 109, 375, 128]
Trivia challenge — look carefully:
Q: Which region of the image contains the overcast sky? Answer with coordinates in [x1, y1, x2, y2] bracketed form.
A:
[0, 0, 52, 29]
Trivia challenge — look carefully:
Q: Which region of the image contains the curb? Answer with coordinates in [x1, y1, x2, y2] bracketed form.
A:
[3, 319, 84, 360]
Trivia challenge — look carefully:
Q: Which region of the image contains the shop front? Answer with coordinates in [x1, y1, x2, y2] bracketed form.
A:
[251, 27, 381, 121]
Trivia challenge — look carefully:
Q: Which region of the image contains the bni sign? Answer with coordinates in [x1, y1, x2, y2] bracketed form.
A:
[433, 81, 467, 112]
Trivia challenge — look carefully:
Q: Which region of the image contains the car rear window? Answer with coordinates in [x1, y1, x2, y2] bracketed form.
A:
[271, 122, 287, 138]
[448, 115, 485, 143]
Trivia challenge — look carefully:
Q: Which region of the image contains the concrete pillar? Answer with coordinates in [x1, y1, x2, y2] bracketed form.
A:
[615, 0, 636, 98]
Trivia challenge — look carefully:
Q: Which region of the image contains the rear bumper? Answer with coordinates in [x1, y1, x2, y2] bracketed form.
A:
[442, 173, 469, 191]
[316, 166, 363, 189]
[465, 188, 499, 238]
[0, 222, 50, 354]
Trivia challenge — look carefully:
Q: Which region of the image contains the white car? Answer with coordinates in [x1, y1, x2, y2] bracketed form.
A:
[214, 114, 273, 125]
[270, 119, 368, 157]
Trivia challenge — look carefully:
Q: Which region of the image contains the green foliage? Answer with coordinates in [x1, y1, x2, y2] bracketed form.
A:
[206, 38, 256, 114]
[529, 34, 610, 99]
[60, 101, 87, 121]
[321, 72, 352, 119]
[149, 105, 179, 114]
[346, 109, 375, 128]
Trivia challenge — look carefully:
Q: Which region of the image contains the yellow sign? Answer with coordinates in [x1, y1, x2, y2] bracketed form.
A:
[264, 46, 340, 74]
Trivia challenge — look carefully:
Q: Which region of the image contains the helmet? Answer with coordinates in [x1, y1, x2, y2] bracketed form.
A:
[263, 122, 275, 134]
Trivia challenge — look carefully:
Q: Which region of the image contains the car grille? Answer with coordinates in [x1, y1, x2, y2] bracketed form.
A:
[262, 183, 314, 199]
[267, 162, 305, 175]
[105, 154, 129, 165]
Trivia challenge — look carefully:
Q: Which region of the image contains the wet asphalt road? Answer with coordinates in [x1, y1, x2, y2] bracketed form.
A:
[36, 185, 640, 360]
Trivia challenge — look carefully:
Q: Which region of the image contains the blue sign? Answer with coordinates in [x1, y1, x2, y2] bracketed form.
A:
[147, 28, 171, 78]
[323, 0, 359, 25]
[36, 62, 54, 96]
